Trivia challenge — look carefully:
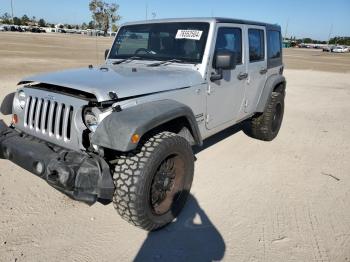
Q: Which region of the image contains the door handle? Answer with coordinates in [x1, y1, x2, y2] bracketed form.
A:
[260, 68, 268, 75]
[237, 73, 248, 80]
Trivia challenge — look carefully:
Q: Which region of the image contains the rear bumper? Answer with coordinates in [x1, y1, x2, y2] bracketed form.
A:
[0, 120, 114, 205]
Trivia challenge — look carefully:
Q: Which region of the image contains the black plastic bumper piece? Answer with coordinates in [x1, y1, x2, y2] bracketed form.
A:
[0, 120, 114, 205]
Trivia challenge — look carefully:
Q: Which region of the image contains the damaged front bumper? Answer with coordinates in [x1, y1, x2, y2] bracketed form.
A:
[0, 120, 114, 205]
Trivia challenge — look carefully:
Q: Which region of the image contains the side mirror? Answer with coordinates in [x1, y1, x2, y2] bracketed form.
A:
[211, 51, 236, 81]
[104, 49, 110, 60]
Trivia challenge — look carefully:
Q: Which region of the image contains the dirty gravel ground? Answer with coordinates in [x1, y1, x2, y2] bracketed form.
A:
[0, 33, 350, 261]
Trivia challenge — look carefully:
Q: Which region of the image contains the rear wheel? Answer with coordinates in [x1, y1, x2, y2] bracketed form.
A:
[112, 132, 194, 231]
[244, 92, 285, 141]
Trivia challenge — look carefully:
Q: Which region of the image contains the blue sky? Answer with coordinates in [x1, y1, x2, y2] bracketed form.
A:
[0, 0, 349, 40]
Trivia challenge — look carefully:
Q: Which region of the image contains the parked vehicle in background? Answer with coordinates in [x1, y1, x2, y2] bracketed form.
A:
[0, 17, 286, 231]
[322, 45, 334, 52]
[0, 25, 25, 32]
[299, 43, 314, 49]
[332, 46, 348, 53]
[30, 27, 40, 33]
[9, 25, 17, 32]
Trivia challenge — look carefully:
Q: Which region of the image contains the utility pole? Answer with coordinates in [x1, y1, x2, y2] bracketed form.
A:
[284, 18, 289, 40]
[146, 3, 148, 20]
[327, 24, 333, 46]
[11, 0, 14, 24]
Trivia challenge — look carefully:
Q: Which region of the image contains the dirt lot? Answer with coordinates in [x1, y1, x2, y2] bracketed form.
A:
[0, 32, 350, 262]
[284, 48, 350, 73]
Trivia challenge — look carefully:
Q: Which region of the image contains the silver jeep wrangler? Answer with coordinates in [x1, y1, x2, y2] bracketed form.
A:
[0, 18, 286, 231]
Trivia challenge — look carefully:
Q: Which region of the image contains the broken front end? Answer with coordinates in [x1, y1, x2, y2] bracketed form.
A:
[0, 85, 115, 205]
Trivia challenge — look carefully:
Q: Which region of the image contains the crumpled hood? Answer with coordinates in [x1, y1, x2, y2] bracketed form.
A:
[20, 64, 204, 102]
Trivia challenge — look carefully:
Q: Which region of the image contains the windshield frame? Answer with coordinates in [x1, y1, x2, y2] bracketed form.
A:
[108, 22, 210, 64]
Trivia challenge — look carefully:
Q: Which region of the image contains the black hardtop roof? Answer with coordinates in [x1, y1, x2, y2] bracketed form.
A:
[215, 17, 281, 31]
[122, 17, 281, 31]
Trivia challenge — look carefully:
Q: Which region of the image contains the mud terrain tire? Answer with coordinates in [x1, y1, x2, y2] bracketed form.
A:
[244, 92, 284, 141]
[112, 131, 194, 231]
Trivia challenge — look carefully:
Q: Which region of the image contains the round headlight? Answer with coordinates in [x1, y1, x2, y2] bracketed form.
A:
[18, 90, 26, 109]
[83, 108, 99, 132]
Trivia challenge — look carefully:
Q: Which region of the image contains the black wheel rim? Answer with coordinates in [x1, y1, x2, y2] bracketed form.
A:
[272, 102, 282, 133]
[150, 154, 185, 216]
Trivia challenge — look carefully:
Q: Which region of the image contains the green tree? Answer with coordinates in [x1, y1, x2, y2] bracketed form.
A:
[13, 17, 22, 25]
[81, 22, 88, 30]
[330, 37, 350, 46]
[38, 18, 46, 27]
[303, 38, 313, 44]
[21, 15, 30, 25]
[89, 0, 121, 35]
[112, 24, 119, 32]
[88, 20, 95, 29]
[1, 12, 12, 24]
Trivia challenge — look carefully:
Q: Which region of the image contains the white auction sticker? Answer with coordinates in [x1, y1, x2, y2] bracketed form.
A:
[175, 30, 203, 40]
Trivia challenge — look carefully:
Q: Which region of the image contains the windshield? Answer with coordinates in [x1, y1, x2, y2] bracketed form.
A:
[109, 22, 210, 63]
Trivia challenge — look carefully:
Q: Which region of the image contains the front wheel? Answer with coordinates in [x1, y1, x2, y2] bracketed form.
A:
[112, 132, 194, 231]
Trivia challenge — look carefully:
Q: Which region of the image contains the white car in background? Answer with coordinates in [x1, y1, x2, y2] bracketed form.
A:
[0, 25, 5, 31]
[332, 46, 348, 53]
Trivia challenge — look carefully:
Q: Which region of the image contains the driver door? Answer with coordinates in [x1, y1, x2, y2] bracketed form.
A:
[206, 24, 247, 130]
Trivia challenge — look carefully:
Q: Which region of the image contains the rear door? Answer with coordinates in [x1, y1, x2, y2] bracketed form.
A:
[243, 26, 267, 115]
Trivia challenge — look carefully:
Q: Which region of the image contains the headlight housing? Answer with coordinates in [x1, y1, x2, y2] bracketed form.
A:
[83, 108, 99, 132]
[18, 90, 26, 109]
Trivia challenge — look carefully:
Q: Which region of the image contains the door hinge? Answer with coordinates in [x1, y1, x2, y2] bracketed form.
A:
[205, 114, 210, 123]
[207, 85, 211, 95]
[244, 100, 249, 113]
[244, 99, 249, 108]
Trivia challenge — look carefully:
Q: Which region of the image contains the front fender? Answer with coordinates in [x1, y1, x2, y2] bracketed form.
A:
[0, 92, 15, 115]
[91, 100, 202, 152]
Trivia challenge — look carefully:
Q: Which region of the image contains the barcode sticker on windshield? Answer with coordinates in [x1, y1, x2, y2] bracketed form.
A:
[175, 30, 203, 40]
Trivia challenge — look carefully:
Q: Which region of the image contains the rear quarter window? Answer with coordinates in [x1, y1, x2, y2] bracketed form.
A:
[267, 30, 282, 59]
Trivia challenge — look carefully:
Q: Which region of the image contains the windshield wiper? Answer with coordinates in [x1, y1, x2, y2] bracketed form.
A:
[147, 59, 192, 67]
[112, 56, 143, 65]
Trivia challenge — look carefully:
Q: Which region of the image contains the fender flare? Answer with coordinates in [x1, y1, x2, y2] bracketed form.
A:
[256, 74, 286, 113]
[91, 99, 203, 152]
[1, 92, 15, 115]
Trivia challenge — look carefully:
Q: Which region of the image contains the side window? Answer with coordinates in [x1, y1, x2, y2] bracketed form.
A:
[248, 29, 265, 62]
[215, 27, 242, 64]
[267, 30, 282, 59]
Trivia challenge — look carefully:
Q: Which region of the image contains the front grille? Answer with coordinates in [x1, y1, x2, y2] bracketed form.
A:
[24, 96, 74, 141]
